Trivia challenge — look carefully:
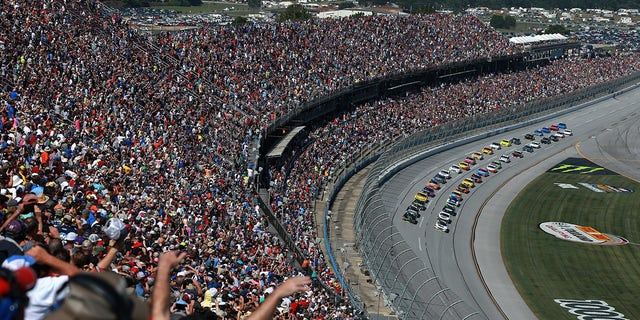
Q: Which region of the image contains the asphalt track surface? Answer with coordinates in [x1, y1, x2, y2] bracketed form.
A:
[378, 85, 640, 319]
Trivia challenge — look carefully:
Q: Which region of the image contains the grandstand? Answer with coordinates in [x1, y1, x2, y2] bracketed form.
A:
[0, 0, 639, 319]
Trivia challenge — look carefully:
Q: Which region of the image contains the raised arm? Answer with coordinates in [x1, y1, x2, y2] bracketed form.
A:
[152, 251, 187, 320]
[246, 276, 311, 320]
[25, 244, 81, 276]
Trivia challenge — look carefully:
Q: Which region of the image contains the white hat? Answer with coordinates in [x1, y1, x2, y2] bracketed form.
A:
[2, 255, 36, 271]
[65, 232, 77, 242]
[12, 176, 23, 186]
[88, 234, 101, 243]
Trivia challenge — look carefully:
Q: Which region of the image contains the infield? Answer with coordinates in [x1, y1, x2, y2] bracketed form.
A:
[501, 158, 640, 320]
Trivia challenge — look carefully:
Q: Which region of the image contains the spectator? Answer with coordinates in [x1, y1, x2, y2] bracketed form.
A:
[246, 276, 311, 320]
[0, 1, 638, 319]
[44, 271, 150, 320]
[0, 257, 38, 320]
[153, 250, 187, 320]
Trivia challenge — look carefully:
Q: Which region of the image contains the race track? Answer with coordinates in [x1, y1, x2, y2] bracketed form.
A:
[378, 85, 640, 319]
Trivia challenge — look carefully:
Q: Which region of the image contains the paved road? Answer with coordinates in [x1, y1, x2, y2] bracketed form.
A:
[576, 108, 640, 182]
[379, 85, 640, 319]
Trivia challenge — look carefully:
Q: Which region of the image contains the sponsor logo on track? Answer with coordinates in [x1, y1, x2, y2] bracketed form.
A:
[554, 183, 580, 189]
[577, 183, 635, 193]
[553, 183, 634, 193]
[548, 158, 615, 175]
[539, 222, 628, 246]
[555, 299, 628, 319]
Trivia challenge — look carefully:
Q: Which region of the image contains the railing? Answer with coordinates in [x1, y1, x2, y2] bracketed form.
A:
[254, 190, 344, 303]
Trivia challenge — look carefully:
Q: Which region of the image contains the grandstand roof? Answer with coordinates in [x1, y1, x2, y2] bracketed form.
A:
[509, 33, 568, 44]
[316, 10, 373, 19]
[266, 126, 306, 159]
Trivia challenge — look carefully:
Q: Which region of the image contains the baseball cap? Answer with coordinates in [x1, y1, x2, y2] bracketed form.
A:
[81, 240, 93, 251]
[0, 239, 23, 264]
[5, 220, 25, 236]
[1, 255, 35, 271]
[6, 199, 18, 208]
[65, 232, 77, 242]
[88, 234, 101, 244]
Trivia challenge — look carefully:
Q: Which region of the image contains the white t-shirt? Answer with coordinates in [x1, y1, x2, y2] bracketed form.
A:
[24, 275, 69, 320]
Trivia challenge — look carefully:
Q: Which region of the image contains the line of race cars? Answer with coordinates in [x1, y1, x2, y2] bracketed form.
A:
[522, 123, 572, 152]
[402, 123, 571, 233]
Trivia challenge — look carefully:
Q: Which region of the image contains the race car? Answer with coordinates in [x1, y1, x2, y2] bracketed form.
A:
[434, 220, 449, 232]
[462, 178, 475, 188]
[447, 198, 461, 207]
[402, 211, 418, 224]
[470, 174, 483, 183]
[442, 206, 456, 216]
[422, 187, 435, 197]
[426, 181, 440, 190]
[476, 168, 490, 177]
[456, 184, 470, 194]
[438, 212, 452, 224]
[481, 147, 494, 155]
[471, 152, 484, 160]
[500, 139, 511, 147]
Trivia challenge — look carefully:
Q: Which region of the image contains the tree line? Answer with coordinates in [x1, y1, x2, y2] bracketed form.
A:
[371, 0, 639, 12]
[121, 0, 202, 7]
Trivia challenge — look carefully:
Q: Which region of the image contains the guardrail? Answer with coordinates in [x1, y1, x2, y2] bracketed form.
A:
[254, 190, 345, 303]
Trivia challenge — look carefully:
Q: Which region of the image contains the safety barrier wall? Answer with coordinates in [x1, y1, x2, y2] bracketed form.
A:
[347, 70, 640, 319]
[323, 151, 382, 310]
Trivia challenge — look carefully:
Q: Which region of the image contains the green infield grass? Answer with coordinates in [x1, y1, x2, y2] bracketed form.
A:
[501, 170, 640, 320]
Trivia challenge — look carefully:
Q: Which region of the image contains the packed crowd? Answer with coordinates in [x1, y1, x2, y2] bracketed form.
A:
[0, 0, 368, 318]
[147, 12, 517, 128]
[0, 0, 639, 319]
